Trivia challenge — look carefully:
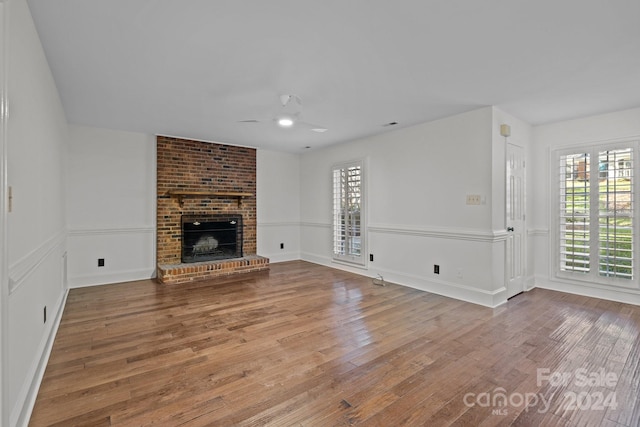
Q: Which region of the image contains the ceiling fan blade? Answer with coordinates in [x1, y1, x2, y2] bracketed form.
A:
[237, 95, 326, 132]
[280, 94, 302, 108]
[297, 120, 328, 133]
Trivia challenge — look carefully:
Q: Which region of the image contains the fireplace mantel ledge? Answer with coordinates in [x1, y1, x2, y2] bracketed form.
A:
[166, 190, 253, 207]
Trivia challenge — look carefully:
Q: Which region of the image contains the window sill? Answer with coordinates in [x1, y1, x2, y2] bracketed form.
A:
[332, 257, 367, 270]
[555, 271, 639, 290]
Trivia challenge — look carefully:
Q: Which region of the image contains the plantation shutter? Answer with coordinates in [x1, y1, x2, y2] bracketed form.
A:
[598, 148, 633, 278]
[333, 161, 364, 265]
[559, 153, 591, 274]
[558, 145, 635, 283]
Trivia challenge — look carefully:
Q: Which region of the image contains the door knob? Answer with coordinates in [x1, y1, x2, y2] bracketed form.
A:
[507, 227, 514, 232]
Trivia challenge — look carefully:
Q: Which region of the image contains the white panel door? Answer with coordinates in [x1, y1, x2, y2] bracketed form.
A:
[506, 143, 525, 298]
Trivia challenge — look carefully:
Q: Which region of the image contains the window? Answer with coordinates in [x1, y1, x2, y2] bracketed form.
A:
[557, 143, 636, 285]
[333, 160, 365, 265]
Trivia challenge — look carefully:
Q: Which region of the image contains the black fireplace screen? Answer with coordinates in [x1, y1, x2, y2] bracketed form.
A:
[181, 215, 243, 263]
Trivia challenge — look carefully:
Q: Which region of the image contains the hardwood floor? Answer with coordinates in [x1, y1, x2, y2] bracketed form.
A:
[30, 261, 640, 426]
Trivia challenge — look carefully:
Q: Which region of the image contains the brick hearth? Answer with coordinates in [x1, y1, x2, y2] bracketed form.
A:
[156, 136, 268, 284]
[157, 255, 269, 285]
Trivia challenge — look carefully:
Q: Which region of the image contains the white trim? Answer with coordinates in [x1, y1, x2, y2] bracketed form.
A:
[551, 140, 640, 289]
[302, 222, 509, 244]
[8, 230, 66, 294]
[368, 224, 508, 243]
[331, 257, 370, 271]
[331, 159, 367, 266]
[505, 141, 527, 299]
[302, 251, 369, 273]
[300, 251, 507, 308]
[68, 268, 156, 289]
[66, 226, 156, 288]
[535, 276, 640, 306]
[301, 251, 332, 266]
[554, 135, 640, 152]
[373, 265, 508, 308]
[151, 142, 158, 277]
[525, 275, 536, 291]
[260, 251, 299, 264]
[257, 222, 300, 262]
[300, 221, 331, 229]
[67, 226, 155, 236]
[11, 289, 68, 427]
[257, 221, 299, 228]
[151, 138, 157, 283]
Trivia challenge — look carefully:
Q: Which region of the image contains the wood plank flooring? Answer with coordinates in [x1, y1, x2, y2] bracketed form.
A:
[29, 261, 640, 426]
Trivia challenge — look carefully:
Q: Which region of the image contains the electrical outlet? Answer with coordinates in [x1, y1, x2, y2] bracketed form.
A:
[434, 264, 440, 274]
[370, 254, 374, 262]
[466, 194, 482, 205]
[98, 258, 105, 267]
[280, 243, 284, 249]
[44, 306, 47, 323]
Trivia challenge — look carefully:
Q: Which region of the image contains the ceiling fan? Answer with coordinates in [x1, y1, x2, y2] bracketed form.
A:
[238, 94, 328, 133]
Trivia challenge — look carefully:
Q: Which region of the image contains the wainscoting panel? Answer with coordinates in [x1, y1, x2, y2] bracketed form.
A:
[8, 230, 66, 294]
[257, 222, 301, 263]
[300, 222, 508, 307]
[7, 231, 67, 427]
[67, 227, 155, 288]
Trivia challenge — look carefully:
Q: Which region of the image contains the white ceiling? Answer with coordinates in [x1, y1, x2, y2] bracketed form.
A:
[27, 0, 640, 152]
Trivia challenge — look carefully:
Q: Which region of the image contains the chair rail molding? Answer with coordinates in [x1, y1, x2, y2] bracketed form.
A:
[368, 223, 507, 243]
[300, 221, 331, 229]
[67, 225, 155, 236]
[8, 230, 66, 294]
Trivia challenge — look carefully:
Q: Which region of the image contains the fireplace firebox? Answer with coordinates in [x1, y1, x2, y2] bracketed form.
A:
[181, 215, 243, 263]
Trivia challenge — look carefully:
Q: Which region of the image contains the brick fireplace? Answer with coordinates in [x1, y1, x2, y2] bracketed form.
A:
[156, 136, 269, 284]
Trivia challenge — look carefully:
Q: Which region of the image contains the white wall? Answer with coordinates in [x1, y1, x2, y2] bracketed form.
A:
[66, 125, 156, 287]
[299, 107, 514, 307]
[532, 106, 640, 304]
[256, 149, 301, 262]
[5, 0, 69, 425]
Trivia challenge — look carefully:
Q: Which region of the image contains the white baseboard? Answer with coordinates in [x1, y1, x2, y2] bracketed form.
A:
[301, 252, 506, 308]
[300, 252, 332, 266]
[525, 275, 536, 291]
[534, 275, 640, 306]
[68, 267, 156, 288]
[12, 289, 68, 427]
[373, 266, 507, 308]
[259, 251, 300, 264]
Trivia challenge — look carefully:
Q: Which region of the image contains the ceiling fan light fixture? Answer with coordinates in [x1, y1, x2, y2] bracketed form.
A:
[278, 117, 294, 127]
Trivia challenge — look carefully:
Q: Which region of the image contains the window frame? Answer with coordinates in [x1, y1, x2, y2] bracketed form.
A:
[553, 139, 639, 289]
[332, 159, 367, 266]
